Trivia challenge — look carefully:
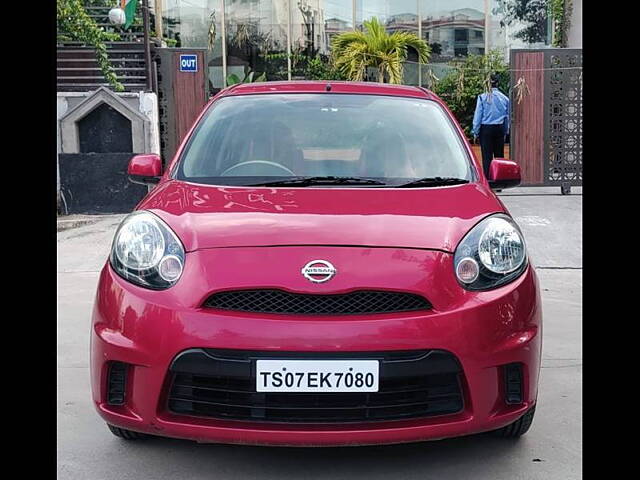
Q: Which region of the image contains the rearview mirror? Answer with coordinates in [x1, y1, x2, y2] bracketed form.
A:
[488, 158, 521, 190]
[128, 154, 162, 185]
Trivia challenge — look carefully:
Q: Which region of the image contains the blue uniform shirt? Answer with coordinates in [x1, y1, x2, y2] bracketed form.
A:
[472, 88, 510, 137]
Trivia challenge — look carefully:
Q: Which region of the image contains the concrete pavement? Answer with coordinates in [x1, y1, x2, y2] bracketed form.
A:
[57, 187, 582, 480]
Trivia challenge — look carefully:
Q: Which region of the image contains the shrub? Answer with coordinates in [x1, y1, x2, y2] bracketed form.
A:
[301, 55, 346, 81]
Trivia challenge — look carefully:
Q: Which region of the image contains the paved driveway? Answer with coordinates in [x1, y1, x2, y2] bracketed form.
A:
[57, 187, 581, 480]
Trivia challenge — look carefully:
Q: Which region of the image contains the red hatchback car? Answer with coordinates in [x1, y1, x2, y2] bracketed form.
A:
[91, 81, 541, 446]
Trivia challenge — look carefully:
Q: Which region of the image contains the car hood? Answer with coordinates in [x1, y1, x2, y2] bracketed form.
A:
[139, 181, 506, 253]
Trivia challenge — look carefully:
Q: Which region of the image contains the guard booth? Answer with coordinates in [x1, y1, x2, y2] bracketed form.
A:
[510, 49, 582, 194]
[154, 48, 208, 165]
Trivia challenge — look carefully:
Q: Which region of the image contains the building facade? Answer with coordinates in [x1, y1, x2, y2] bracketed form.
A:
[156, 0, 561, 93]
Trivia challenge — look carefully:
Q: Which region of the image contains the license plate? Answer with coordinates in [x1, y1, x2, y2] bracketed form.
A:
[256, 360, 379, 392]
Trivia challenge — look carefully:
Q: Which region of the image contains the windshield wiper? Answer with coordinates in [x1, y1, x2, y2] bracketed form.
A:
[244, 176, 387, 187]
[395, 177, 470, 188]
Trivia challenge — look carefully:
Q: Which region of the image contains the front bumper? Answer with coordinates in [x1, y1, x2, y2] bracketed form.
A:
[91, 246, 542, 446]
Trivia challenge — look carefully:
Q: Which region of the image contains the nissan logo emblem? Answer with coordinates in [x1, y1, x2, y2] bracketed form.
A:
[301, 260, 336, 283]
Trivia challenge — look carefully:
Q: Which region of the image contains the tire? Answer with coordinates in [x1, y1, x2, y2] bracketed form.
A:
[492, 405, 536, 438]
[107, 424, 148, 440]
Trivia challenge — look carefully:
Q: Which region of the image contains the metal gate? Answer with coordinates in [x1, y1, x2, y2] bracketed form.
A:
[510, 49, 582, 194]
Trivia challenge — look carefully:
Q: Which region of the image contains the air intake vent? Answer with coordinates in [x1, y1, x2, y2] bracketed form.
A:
[166, 349, 464, 423]
[107, 361, 128, 405]
[504, 363, 524, 404]
[204, 289, 432, 315]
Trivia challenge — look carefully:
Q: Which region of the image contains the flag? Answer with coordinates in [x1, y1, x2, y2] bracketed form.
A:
[123, 0, 138, 30]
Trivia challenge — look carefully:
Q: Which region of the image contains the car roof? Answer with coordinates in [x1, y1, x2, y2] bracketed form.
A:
[217, 81, 438, 101]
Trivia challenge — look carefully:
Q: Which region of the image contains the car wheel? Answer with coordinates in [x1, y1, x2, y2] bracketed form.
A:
[107, 424, 148, 440]
[492, 405, 536, 438]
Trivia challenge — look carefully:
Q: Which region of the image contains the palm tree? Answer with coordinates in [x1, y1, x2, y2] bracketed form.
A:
[331, 17, 430, 84]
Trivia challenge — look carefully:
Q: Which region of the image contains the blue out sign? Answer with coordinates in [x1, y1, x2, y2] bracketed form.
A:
[179, 54, 198, 72]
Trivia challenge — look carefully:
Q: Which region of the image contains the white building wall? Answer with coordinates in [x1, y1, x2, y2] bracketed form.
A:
[566, 0, 582, 48]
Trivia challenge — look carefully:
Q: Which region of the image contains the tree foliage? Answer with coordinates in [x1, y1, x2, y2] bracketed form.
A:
[57, 0, 124, 92]
[494, 0, 550, 45]
[433, 51, 510, 139]
[331, 17, 430, 84]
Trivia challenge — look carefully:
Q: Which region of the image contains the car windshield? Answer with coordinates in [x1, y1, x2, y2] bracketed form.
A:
[175, 93, 473, 186]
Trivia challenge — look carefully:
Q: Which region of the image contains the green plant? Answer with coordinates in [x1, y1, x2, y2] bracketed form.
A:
[331, 17, 430, 84]
[260, 51, 297, 79]
[550, 0, 572, 47]
[226, 70, 267, 86]
[303, 55, 346, 81]
[433, 51, 509, 139]
[57, 0, 124, 91]
[260, 51, 346, 81]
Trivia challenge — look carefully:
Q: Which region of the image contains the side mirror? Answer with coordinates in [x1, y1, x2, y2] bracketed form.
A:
[128, 154, 163, 185]
[488, 158, 521, 190]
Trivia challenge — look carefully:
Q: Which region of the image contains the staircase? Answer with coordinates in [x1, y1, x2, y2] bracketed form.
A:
[57, 6, 150, 92]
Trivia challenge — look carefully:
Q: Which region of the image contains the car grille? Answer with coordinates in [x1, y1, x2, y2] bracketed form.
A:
[203, 289, 432, 315]
[166, 349, 464, 424]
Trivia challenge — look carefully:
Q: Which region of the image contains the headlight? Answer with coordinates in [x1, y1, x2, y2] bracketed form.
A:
[110, 211, 185, 289]
[454, 214, 527, 290]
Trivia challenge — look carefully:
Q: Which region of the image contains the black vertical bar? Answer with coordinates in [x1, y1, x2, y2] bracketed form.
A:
[142, 0, 153, 91]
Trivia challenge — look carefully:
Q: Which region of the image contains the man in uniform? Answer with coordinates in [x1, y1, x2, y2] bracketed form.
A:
[472, 74, 510, 179]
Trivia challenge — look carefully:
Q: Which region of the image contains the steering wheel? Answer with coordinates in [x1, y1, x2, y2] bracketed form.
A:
[220, 160, 295, 177]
